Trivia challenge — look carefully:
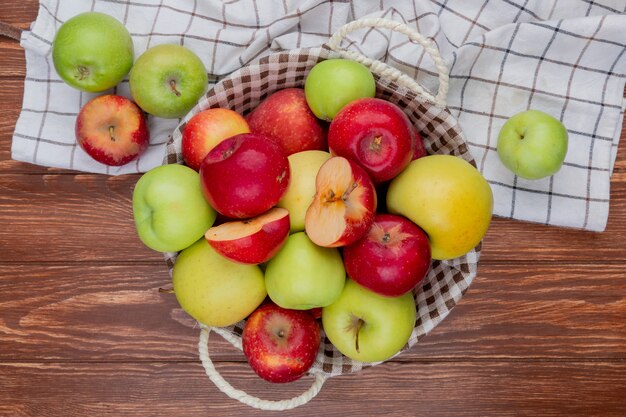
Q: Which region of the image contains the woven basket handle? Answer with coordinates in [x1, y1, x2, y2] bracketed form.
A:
[327, 17, 449, 107]
[198, 325, 327, 410]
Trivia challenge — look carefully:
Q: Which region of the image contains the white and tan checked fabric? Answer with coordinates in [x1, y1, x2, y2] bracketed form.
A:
[12, 1, 626, 228]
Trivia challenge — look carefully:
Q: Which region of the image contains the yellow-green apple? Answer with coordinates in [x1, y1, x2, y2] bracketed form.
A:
[200, 133, 290, 218]
[129, 44, 208, 118]
[246, 88, 327, 155]
[322, 279, 416, 363]
[264, 232, 345, 310]
[328, 98, 415, 183]
[52, 12, 133, 92]
[132, 164, 216, 252]
[387, 155, 493, 260]
[305, 156, 377, 247]
[304, 59, 376, 121]
[182, 108, 250, 171]
[343, 214, 431, 297]
[75, 95, 149, 166]
[205, 207, 290, 265]
[277, 150, 331, 232]
[497, 109, 568, 180]
[242, 303, 320, 383]
[172, 238, 266, 327]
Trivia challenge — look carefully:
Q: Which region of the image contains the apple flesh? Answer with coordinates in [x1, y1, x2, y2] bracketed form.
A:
[305, 156, 377, 247]
[343, 214, 431, 297]
[246, 88, 327, 155]
[243, 303, 321, 383]
[75, 94, 149, 166]
[322, 279, 416, 363]
[205, 207, 290, 265]
[387, 155, 493, 260]
[497, 109, 568, 180]
[182, 108, 250, 171]
[173, 239, 266, 327]
[328, 98, 415, 183]
[200, 133, 290, 219]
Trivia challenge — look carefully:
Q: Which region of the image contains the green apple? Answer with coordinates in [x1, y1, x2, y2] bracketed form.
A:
[132, 164, 216, 252]
[497, 109, 568, 180]
[52, 12, 134, 92]
[322, 279, 416, 363]
[304, 59, 375, 121]
[387, 155, 493, 260]
[264, 232, 345, 310]
[277, 150, 331, 232]
[172, 238, 266, 327]
[129, 44, 208, 118]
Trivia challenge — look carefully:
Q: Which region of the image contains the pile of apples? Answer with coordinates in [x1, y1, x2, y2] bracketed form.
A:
[132, 56, 494, 384]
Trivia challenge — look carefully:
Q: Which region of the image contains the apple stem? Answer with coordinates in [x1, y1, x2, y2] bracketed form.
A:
[169, 79, 182, 97]
[108, 126, 116, 142]
[342, 182, 359, 201]
[354, 318, 364, 353]
[158, 287, 175, 294]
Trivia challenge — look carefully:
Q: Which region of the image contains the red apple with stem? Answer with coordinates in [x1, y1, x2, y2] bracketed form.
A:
[199, 133, 290, 219]
[205, 207, 290, 265]
[75, 94, 149, 166]
[305, 156, 377, 247]
[328, 97, 415, 183]
[246, 88, 327, 156]
[242, 303, 321, 383]
[343, 213, 431, 297]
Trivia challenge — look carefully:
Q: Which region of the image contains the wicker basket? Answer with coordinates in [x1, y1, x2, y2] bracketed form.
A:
[162, 18, 481, 410]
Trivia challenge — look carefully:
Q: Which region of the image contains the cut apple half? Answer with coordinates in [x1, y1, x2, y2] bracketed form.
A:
[205, 207, 290, 265]
[305, 156, 377, 247]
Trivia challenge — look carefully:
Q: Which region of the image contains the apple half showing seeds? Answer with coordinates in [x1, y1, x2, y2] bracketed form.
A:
[205, 207, 290, 265]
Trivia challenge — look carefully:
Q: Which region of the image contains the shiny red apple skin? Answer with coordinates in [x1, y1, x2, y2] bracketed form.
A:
[343, 213, 431, 297]
[412, 130, 427, 160]
[328, 98, 415, 183]
[242, 303, 321, 383]
[205, 207, 290, 265]
[199, 133, 290, 219]
[75, 94, 149, 166]
[246, 88, 327, 156]
[181, 108, 250, 171]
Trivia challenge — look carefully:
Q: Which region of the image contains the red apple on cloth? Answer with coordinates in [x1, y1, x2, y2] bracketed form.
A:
[328, 98, 415, 183]
[205, 207, 290, 265]
[200, 133, 290, 219]
[182, 108, 250, 171]
[243, 303, 321, 383]
[305, 156, 377, 247]
[343, 213, 431, 297]
[246, 88, 327, 155]
[412, 130, 427, 160]
[75, 94, 149, 166]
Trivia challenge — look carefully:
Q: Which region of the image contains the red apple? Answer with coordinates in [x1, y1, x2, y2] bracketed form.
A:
[305, 156, 377, 247]
[328, 97, 415, 183]
[243, 303, 321, 383]
[181, 108, 250, 171]
[199, 133, 290, 219]
[205, 207, 290, 264]
[343, 213, 431, 297]
[75, 94, 149, 166]
[412, 130, 427, 160]
[246, 88, 327, 155]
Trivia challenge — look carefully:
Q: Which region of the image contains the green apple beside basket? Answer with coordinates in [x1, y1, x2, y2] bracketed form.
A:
[162, 18, 480, 410]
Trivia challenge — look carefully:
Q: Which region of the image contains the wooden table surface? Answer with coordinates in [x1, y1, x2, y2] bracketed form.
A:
[2, 3, 626, 416]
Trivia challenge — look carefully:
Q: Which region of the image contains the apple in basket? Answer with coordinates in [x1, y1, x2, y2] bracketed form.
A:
[243, 303, 321, 383]
[52, 12, 134, 92]
[75, 94, 149, 166]
[199, 133, 290, 219]
[130, 44, 208, 119]
[246, 88, 327, 155]
[322, 278, 416, 363]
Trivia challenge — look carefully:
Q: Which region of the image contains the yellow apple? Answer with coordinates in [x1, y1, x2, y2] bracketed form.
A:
[277, 150, 331, 232]
[172, 238, 266, 327]
[386, 155, 493, 260]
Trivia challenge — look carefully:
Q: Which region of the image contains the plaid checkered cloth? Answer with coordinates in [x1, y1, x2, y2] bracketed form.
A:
[12, 0, 626, 231]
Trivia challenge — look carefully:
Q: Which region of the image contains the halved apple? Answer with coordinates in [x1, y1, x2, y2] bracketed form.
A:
[205, 207, 290, 265]
[305, 156, 377, 247]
